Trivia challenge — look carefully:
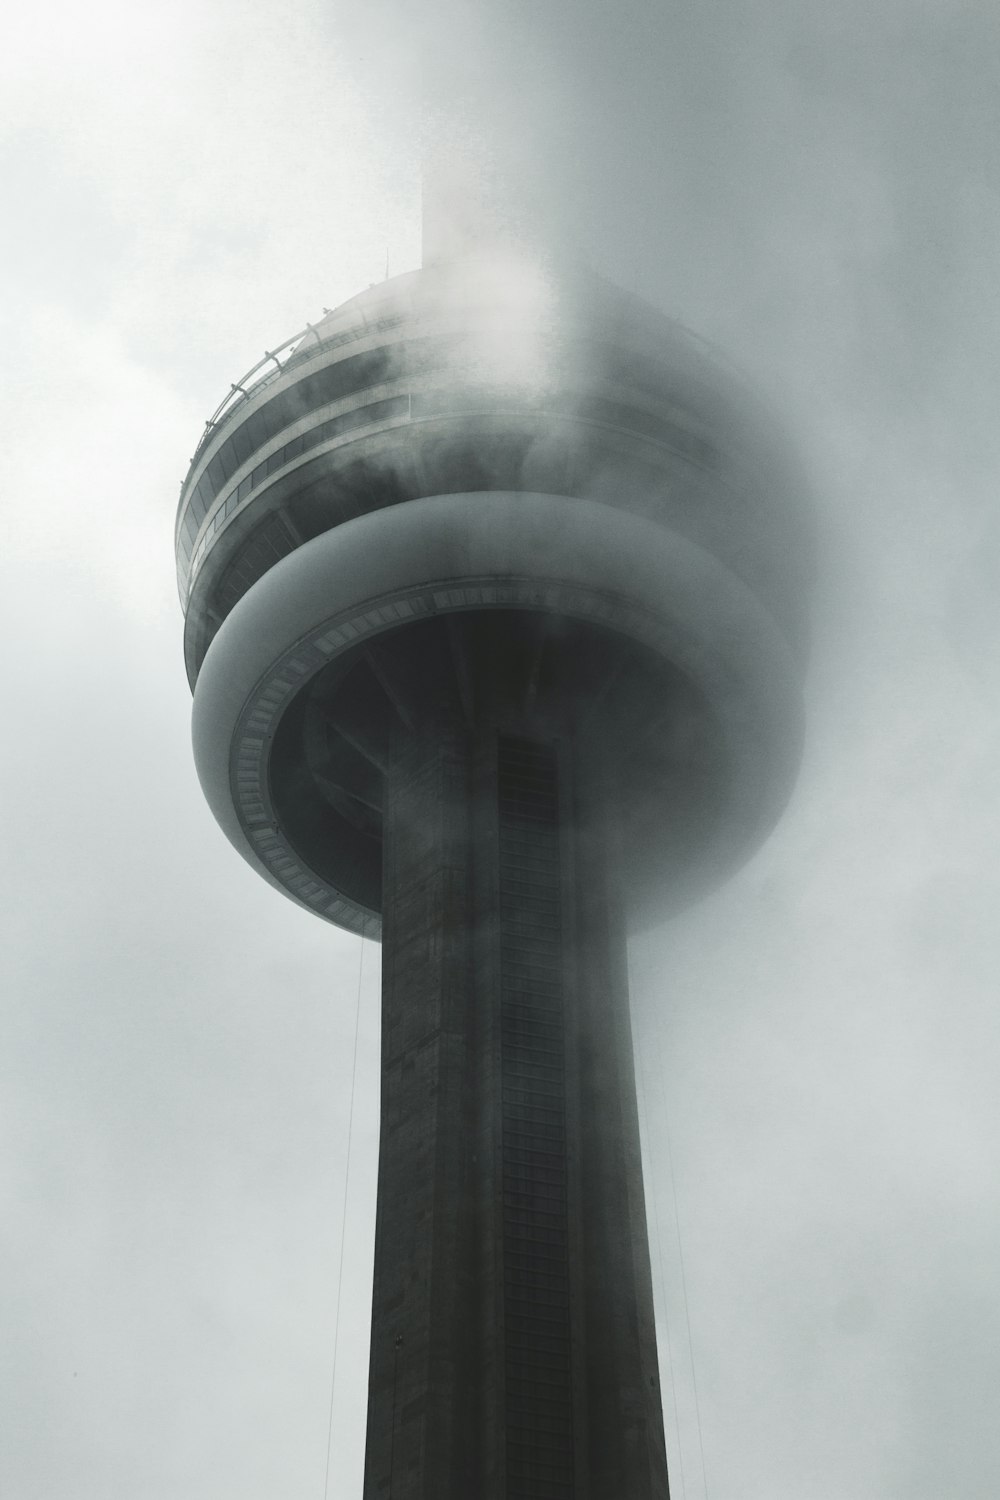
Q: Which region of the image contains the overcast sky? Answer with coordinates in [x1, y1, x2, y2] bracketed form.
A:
[2, 3, 999, 1498]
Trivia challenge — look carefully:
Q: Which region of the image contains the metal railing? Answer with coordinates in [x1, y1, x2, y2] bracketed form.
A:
[188, 320, 339, 468]
[181, 282, 415, 482]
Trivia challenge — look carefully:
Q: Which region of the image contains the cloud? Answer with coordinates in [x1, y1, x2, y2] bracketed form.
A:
[4, 2, 1000, 1497]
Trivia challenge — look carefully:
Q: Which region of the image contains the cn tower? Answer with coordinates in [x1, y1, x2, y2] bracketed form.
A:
[176, 209, 810, 1493]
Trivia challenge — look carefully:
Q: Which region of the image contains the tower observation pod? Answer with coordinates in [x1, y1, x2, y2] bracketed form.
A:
[177, 255, 811, 1499]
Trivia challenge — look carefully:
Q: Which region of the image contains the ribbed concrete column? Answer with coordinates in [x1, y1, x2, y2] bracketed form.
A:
[364, 718, 670, 1500]
[364, 720, 479, 1498]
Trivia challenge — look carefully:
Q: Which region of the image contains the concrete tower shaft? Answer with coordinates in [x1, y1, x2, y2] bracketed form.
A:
[365, 714, 668, 1497]
[176, 257, 811, 1498]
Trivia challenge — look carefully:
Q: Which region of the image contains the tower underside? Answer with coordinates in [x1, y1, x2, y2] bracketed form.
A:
[366, 697, 669, 1498]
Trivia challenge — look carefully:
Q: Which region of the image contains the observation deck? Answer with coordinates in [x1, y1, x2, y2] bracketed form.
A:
[178, 258, 811, 936]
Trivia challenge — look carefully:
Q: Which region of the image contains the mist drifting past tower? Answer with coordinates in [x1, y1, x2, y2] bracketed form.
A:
[176, 254, 810, 1499]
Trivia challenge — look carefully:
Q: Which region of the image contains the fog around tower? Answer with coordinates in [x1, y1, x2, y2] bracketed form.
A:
[3, 3, 1000, 1498]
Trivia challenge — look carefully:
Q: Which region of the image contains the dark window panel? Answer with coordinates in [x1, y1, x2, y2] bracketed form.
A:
[217, 437, 237, 483]
[241, 409, 268, 453]
[206, 453, 225, 492]
[229, 423, 252, 466]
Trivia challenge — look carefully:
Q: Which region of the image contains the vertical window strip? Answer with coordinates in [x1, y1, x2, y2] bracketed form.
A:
[498, 737, 574, 1498]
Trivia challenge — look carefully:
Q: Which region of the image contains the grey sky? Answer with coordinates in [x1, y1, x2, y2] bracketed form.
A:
[2, 2, 999, 1497]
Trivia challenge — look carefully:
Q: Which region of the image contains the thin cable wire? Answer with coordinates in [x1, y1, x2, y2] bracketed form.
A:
[388, 1334, 403, 1498]
[323, 923, 367, 1500]
[630, 933, 688, 1500]
[652, 978, 710, 1500]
